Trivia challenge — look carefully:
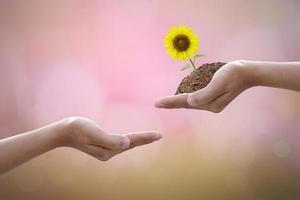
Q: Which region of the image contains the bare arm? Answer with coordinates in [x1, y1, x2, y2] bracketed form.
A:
[0, 117, 162, 175]
[155, 60, 300, 112]
[249, 61, 300, 91]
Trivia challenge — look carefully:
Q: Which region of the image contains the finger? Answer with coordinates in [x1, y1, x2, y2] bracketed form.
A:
[89, 128, 130, 150]
[155, 94, 192, 109]
[206, 90, 240, 113]
[126, 131, 162, 149]
[187, 78, 227, 107]
[107, 131, 163, 158]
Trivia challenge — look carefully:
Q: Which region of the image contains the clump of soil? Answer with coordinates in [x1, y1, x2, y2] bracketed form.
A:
[175, 62, 226, 94]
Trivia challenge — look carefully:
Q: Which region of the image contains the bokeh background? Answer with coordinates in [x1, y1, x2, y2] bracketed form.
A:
[0, 0, 300, 199]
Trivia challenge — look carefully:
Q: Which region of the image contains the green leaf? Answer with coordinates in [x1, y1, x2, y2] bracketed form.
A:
[180, 64, 191, 71]
[193, 54, 205, 63]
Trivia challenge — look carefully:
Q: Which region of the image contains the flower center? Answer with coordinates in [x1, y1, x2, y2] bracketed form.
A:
[173, 35, 190, 51]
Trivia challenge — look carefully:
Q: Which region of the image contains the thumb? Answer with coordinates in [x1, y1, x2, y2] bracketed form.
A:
[107, 134, 131, 149]
[187, 79, 225, 107]
[93, 132, 131, 150]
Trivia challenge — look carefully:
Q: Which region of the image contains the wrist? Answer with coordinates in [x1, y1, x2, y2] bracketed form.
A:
[238, 60, 262, 88]
[47, 118, 73, 148]
[53, 117, 87, 148]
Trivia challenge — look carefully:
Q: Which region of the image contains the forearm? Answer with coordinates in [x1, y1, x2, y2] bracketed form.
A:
[0, 120, 66, 175]
[245, 61, 300, 91]
[0, 116, 162, 175]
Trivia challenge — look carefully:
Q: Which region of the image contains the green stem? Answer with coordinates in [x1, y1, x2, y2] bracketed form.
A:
[189, 58, 197, 71]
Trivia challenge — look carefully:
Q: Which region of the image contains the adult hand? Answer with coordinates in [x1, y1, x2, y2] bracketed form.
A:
[155, 61, 253, 113]
[60, 117, 162, 161]
[0, 116, 162, 175]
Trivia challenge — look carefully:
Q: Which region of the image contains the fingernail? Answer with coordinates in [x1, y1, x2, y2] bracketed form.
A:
[120, 136, 130, 148]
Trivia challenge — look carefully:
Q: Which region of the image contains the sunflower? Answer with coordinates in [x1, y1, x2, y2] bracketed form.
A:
[164, 25, 199, 62]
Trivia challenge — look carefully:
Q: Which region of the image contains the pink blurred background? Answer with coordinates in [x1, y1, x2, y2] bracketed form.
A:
[0, 0, 300, 199]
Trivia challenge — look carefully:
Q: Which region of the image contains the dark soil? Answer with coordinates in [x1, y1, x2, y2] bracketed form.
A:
[175, 62, 226, 94]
